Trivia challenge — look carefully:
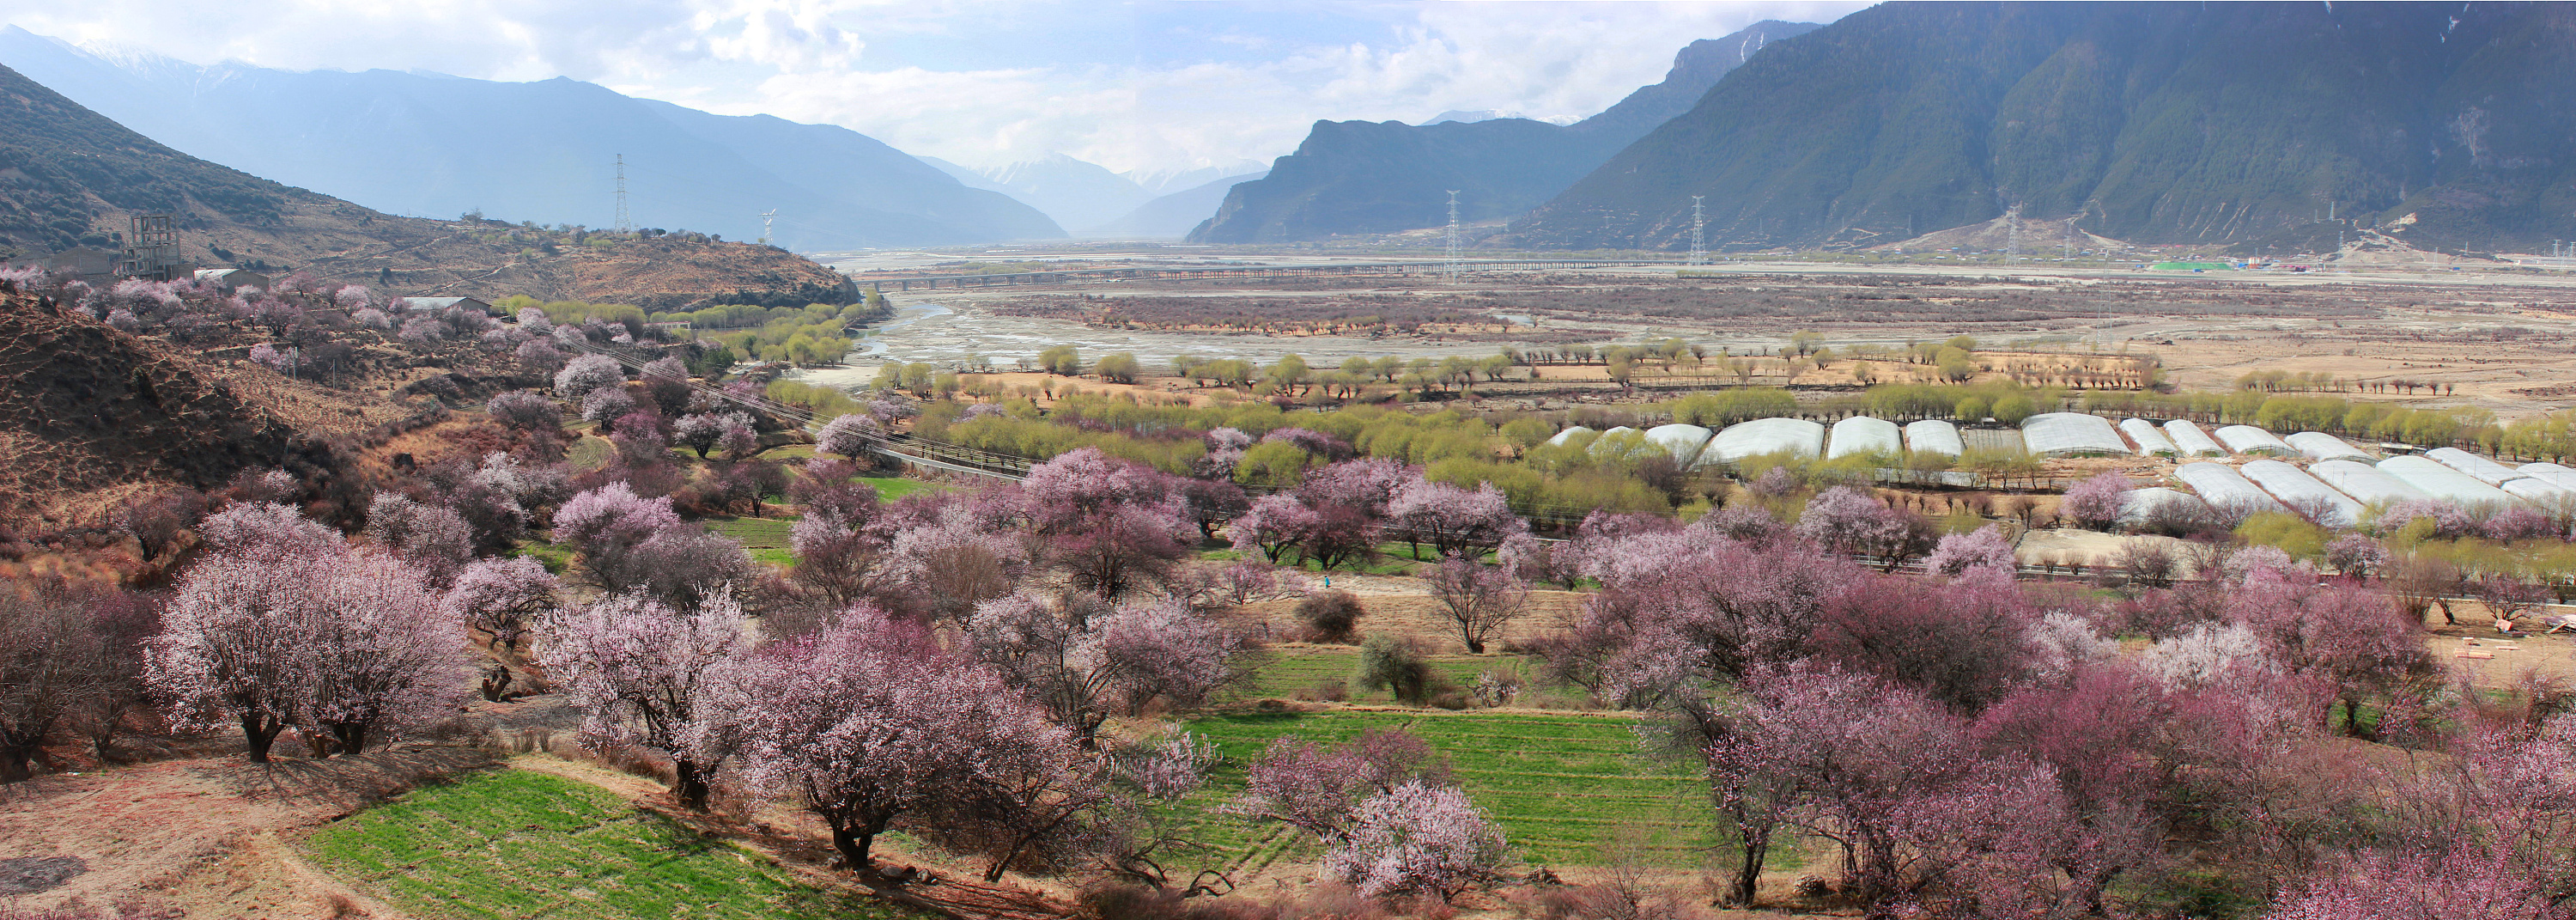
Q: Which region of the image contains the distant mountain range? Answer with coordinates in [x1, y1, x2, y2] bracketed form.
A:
[0, 27, 1062, 251]
[1506, 2, 2576, 254]
[1090, 170, 1270, 238]
[1187, 21, 1820, 243]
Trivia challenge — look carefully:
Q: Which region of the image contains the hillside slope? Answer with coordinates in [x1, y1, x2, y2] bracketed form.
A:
[0, 27, 1063, 248]
[1089, 170, 1267, 238]
[1187, 21, 1817, 243]
[1506, 2, 2576, 253]
[0, 291, 313, 510]
[0, 62, 851, 308]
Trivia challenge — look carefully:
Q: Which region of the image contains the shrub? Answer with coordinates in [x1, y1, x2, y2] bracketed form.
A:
[1297, 589, 1365, 643]
[1355, 633, 1431, 705]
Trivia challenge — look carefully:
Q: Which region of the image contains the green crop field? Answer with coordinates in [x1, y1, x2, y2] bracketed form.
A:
[304, 769, 921, 920]
[1177, 710, 1719, 871]
[703, 515, 794, 549]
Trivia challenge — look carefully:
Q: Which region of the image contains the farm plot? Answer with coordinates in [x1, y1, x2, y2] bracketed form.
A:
[1179, 710, 1716, 871]
[304, 769, 917, 920]
[1235, 647, 1522, 701]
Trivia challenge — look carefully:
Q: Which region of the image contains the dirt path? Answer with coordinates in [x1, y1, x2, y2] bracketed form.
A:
[0, 744, 491, 917]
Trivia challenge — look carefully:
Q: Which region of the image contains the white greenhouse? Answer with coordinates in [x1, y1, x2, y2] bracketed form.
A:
[2425, 447, 2528, 485]
[2214, 424, 2299, 457]
[2504, 478, 2575, 504]
[2520, 462, 2576, 492]
[1643, 423, 1716, 466]
[2162, 420, 2227, 457]
[2378, 455, 2521, 508]
[2240, 460, 2366, 527]
[1826, 417, 1904, 460]
[1905, 419, 1964, 457]
[2285, 431, 2371, 463]
[1700, 417, 1826, 466]
[2021, 412, 2130, 457]
[2176, 462, 2288, 514]
[2122, 486, 2208, 527]
[2119, 418, 2178, 457]
[2309, 460, 2431, 507]
[1542, 425, 1595, 448]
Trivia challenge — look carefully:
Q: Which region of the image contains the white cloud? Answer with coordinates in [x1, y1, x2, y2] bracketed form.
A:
[0, 0, 1866, 173]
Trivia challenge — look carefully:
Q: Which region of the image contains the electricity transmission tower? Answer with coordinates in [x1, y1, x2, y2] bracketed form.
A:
[2004, 203, 2021, 265]
[613, 154, 632, 234]
[1443, 191, 1462, 279]
[1689, 196, 1706, 265]
[758, 210, 777, 246]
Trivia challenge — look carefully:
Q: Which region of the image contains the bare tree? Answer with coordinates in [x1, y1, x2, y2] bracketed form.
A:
[1426, 557, 1528, 655]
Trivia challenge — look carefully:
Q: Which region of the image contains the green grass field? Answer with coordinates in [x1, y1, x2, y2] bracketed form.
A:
[304, 769, 920, 920]
[1177, 710, 1717, 871]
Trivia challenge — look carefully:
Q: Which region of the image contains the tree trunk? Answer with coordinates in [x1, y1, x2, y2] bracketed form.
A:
[673, 758, 711, 811]
[1725, 821, 1772, 906]
[241, 711, 284, 763]
[0, 742, 36, 783]
[331, 721, 369, 756]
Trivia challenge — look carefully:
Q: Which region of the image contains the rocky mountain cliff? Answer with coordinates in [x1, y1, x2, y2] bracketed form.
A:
[1505, 2, 2576, 254]
[1187, 21, 1818, 243]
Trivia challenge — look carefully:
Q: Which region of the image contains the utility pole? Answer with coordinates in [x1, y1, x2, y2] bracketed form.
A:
[1689, 196, 1706, 265]
[758, 210, 777, 246]
[1444, 190, 1462, 280]
[613, 154, 631, 234]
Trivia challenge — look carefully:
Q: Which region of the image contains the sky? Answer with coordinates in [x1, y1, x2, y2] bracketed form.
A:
[0, 0, 1866, 176]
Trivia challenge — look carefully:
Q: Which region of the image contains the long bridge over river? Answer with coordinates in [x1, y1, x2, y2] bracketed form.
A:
[854, 258, 1682, 291]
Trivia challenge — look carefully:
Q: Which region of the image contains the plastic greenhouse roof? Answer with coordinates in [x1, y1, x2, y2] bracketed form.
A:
[1542, 425, 1595, 448]
[2214, 425, 2299, 457]
[1700, 417, 1826, 466]
[1826, 417, 1903, 460]
[2378, 455, 2521, 508]
[2119, 418, 2178, 456]
[2021, 413, 2129, 457]
[2285, 431, 2371, 463]
[2519, 462, 2576, 492]
[2162, 420, 2227, 457]
[2122, 486, 2207, 527]
[1643, 424, 1715, 465]
[2504, 478, 2574, 504]
[1904, 419, 1963, 457]
[2240, 460, 2366, 527]
[2425, 448, 2528, 485]
[2309, 460, 2431, 507]
[2176, 462, 2287, 514]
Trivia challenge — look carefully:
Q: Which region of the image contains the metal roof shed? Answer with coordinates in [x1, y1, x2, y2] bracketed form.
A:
[2285, 431, 2371, 463]
[1700, 417, 1826, 466]
[1827, 417, 1903, 460]
[2215, 424, 2299, 457]
[1643, 424, 1716, 466]
[2310, 460, 2431, 507]
[2177, 462, 2288, 514]
[2240, 460, 2366, 527]
[2119, 418, 2178, 457]
[2378, 455, 2521, 508]
[2163, 420, 2227, 457]
[2426, 447, 2528, 485]
[2021, 412, 2129, 457]
[1904, 419, 1963, 457]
